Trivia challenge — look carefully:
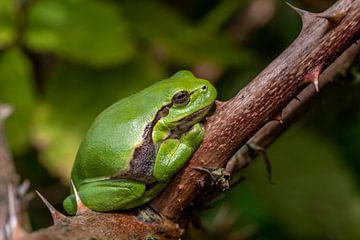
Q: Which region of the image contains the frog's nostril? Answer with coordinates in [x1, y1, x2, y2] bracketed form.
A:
[201, 85, 207, 91]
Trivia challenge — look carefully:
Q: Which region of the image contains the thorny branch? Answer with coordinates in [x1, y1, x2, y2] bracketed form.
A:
[226, 42, 360, 182]
[0, 105, 29, 240]
[0, 105, 16, 228]
[1, 0, 359, 239]
[150, 0, 360, 220]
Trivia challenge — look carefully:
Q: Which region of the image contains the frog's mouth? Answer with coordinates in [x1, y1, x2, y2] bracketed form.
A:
[168, 104, 212, 138]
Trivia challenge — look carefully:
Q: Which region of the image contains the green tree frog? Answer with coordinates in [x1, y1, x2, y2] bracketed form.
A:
[63, 70, 217, 214]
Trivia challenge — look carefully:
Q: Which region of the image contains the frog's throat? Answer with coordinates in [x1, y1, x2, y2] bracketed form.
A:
[176, 104, 211, 125]
[167, 104, 212, 139]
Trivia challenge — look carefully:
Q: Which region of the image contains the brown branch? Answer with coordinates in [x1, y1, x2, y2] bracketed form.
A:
[12, 0, 360, 239]
[226, 42, 360, 176]
[0, 105, 17, 226]
[0, 105, 31, 240]
[150, 0, 360, 219]
[21, 209, 182, 240]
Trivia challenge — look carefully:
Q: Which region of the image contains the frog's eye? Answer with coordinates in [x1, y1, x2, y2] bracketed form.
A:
[172, 91, 190, 106]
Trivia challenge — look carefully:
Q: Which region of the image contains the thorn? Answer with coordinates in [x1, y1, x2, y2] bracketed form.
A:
[246, 142, 274, 184]
[304, 65, 322, 92]
[294, 96, 301, 102]
[215, 100, 225, 109]
[317, 9, 347, 30]
[17, 180, 30, 197]
[70, 179, 89, 214]
[7, 184, 17, 230]
[286, 2, 316, 29]
[286, 2, 307, 17]
[313, 78, 319, 92]
[4, 224, 11, 240]
[5, 184, 29, 239]
[35, 191, 66, 224]
[273, 112, 283, 124]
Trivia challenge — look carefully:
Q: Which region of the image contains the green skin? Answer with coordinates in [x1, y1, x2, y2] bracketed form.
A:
[63, 70, 217, 214]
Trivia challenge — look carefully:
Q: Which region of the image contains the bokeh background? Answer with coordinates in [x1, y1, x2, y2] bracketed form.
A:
[0, 0, 359, 239]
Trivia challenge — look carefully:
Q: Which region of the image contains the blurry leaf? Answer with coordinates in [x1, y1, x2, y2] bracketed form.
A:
[32, 57, 165, 180]
[349, 56, 360, 84]
[261, 128, 360, 239]
[0, 0, 16, 47]
[0, 48, 35, 152]
[121, 0, 252, 67]
[217, 66, 262, 100]
[246, 3, 300, 63]
[197, 0, 246, 35]
[271, 3, 301, 48]
[305, 83, 360, 184]
[25, 0, 134, 67]
[203, 126, 360, 239]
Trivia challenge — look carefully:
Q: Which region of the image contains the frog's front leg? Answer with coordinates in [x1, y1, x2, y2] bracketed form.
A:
[63, 179, 146, 214]
[153, 123, 205, 182]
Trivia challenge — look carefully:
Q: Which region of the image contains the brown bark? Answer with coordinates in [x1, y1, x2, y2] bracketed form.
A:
[0, 105, 17, 227]
[22, 208, 182, 240]
[0, 105, 30, 240]
[226, 43, 360, 176]
[5, 0, 360, 239]
[150, 0, 360, 219]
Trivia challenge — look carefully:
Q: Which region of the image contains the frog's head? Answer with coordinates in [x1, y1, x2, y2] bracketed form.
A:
[154, 70, 217, 137]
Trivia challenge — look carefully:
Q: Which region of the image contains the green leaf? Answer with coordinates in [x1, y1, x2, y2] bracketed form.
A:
[0, 49, 35, 152]
[0, 0, 16, 47]
[25, 0, 134, 67]
[121, 0, 251, 67]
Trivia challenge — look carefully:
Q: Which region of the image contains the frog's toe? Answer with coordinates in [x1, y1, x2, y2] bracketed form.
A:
[63, 194, 77, 215]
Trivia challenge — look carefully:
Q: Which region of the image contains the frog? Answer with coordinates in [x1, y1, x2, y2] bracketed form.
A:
[63, 70, 217, 214]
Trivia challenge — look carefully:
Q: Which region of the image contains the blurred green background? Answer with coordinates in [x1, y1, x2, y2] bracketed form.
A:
[0, 0, 359, 239]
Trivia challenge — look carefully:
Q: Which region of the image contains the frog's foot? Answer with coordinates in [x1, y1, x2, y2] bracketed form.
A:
[63, 179, 146, 214]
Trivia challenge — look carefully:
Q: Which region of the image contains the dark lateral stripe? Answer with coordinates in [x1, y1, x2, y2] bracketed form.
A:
[111, 102, 173, 183]
[111, 103, 211, 183]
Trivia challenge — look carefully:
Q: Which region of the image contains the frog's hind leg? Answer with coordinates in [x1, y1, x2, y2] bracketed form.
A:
[63, 179, 146, 214]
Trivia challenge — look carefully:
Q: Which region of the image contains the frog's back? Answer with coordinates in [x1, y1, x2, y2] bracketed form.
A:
[71, 71, 211, 184]
[72, 85, 167, 184]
